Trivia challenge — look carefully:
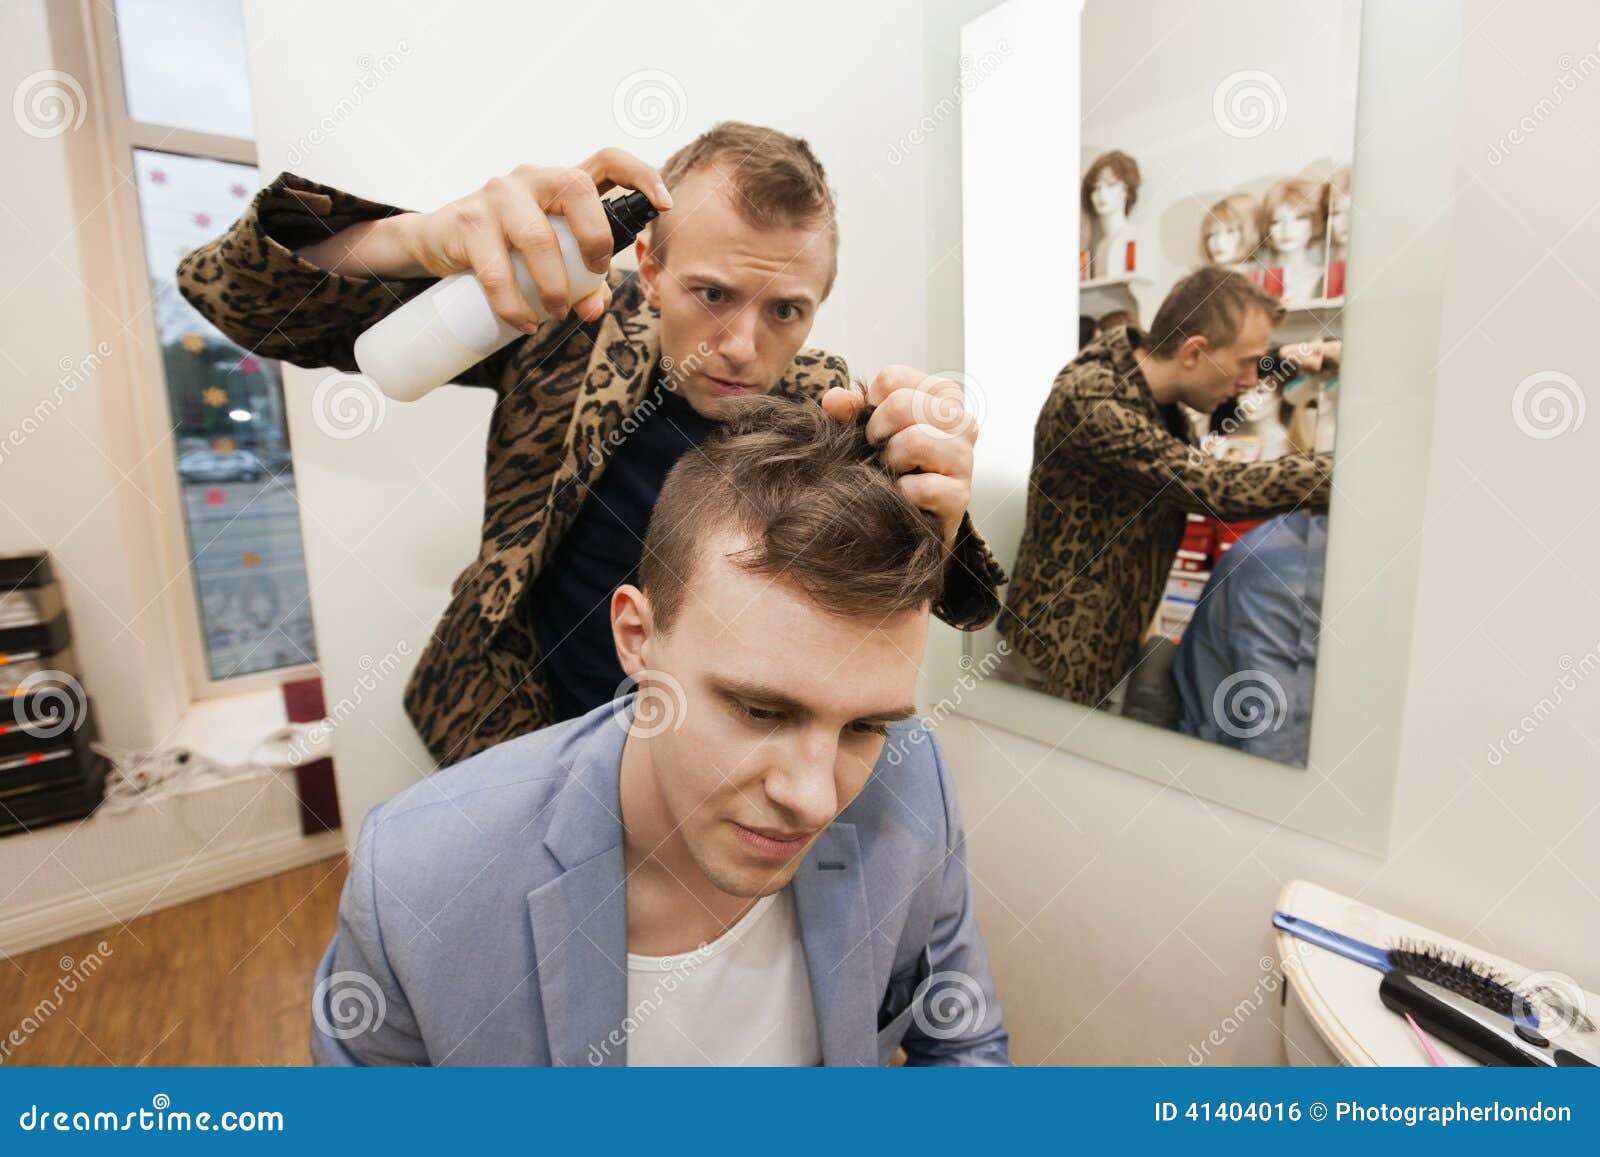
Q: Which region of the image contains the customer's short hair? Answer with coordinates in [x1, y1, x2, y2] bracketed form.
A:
[1145, 267, 1285, 357]
[650, 121, 840, 296]
[639, 395, 946, 634]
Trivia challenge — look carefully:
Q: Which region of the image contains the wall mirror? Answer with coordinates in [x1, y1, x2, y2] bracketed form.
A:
[935, 0, 1459, 854]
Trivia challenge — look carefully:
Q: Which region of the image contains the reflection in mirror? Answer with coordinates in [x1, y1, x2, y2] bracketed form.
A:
[991, 0, 1361, 768]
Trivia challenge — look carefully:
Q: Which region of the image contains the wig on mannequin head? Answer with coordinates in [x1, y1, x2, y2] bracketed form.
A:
[1325, 165, 1352, 247]
[1325, 165, 1351, 203]
[1081, 150, 1142, 218]
[1259, 178, 1328, 247]
[1200, 193, 1261, 265]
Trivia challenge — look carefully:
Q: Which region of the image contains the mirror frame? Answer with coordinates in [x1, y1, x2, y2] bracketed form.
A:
[927, 0, 1464, 856]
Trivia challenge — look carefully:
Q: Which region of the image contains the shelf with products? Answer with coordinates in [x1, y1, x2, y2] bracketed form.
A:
[0, 553, 108, 838]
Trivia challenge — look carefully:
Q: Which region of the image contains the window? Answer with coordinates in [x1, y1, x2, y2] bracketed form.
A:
[113, 0, 254, 139]
[101, 1, 318, 686]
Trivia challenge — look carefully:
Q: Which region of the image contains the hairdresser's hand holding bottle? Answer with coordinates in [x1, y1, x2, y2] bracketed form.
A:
[821, 368, 977, 552]
[301, 150, 673, 401]
[395, 150, 673, 330]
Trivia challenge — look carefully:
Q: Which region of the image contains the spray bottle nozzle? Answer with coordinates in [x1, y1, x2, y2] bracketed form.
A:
[604, 190, 661, 254]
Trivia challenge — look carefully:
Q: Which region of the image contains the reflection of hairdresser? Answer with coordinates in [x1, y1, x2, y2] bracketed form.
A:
[1172, 512, 1328, 766]
[999, 268, 1336, 708]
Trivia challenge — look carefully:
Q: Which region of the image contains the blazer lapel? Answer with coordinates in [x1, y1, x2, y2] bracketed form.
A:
[526, 849, 627, 1066]
[791, 822, 879, 1066]
[526, 703, 632, 1066]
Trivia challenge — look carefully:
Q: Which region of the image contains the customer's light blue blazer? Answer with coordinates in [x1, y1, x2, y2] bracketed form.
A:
[309, 692, 1010, 1067]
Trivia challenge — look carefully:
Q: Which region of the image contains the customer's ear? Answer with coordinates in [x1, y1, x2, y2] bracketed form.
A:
[611, 583, 654, 676]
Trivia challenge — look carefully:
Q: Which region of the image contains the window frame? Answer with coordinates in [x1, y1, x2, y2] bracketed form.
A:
[86, 1, 318, 701]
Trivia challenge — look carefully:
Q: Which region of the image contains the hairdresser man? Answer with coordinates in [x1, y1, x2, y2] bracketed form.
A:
[178, 122, 1006, 769]
[999, 268, 1335, 707]
[311, 398, 1009, 1065]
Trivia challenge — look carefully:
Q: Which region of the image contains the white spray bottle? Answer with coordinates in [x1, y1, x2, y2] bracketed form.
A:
[353, 190, 658, 402]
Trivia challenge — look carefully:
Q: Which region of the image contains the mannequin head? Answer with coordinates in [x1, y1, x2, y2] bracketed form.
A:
[1201, 193, 1262, 265]
[1081, 150, 1141, 221]
[1260, 178, 1327, 257]
[1326, 166, 1352, 248]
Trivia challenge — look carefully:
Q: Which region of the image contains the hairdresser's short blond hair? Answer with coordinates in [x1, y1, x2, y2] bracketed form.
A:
[649, 121, 840, 298]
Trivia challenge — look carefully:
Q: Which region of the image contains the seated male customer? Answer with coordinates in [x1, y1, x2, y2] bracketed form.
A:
[310, 396, 1010, 1067]
[1173, 511, 1329, 767]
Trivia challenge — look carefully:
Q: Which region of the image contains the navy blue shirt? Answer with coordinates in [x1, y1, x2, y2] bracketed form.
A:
[525, 379, 719, 722]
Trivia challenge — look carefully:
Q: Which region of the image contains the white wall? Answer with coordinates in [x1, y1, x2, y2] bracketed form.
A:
[240, 0, 931, 838]
[240, 0, 1599, 1066]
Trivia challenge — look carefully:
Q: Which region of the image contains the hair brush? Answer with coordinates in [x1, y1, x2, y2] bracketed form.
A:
[1379, 970, 1595, 1067]
[1271, 911, 1595, 1031]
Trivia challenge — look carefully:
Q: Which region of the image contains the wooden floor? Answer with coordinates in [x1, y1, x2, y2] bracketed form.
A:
[0, 855, 347, 1066]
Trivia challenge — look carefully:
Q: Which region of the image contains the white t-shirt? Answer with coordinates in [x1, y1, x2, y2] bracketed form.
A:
[624, 884, 821, 1066]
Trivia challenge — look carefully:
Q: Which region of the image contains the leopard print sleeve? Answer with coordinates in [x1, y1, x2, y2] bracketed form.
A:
[932, 509, 1011, 631]
[174, 170, 514, 390]
[1063, 378, 1333, 520]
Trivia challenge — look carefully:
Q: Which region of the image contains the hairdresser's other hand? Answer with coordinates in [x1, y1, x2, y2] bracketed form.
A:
[821, 367, 976, 550]
[1281, 336, 1340, 374]
[399, 149, 673, 332]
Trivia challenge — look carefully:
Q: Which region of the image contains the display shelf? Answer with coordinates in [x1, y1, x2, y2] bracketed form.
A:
[1078, 273, 1151, 292]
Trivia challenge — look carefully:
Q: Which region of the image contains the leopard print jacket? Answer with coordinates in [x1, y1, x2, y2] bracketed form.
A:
[996, 325, 1332, 708]
[177, 172, 1008, 768]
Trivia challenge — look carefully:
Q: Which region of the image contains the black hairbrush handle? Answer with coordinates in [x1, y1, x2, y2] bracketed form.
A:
[1380, 970, 1591, 1067]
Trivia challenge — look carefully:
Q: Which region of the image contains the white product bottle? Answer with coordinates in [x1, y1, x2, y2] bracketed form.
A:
[353, 190, 658, 402]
